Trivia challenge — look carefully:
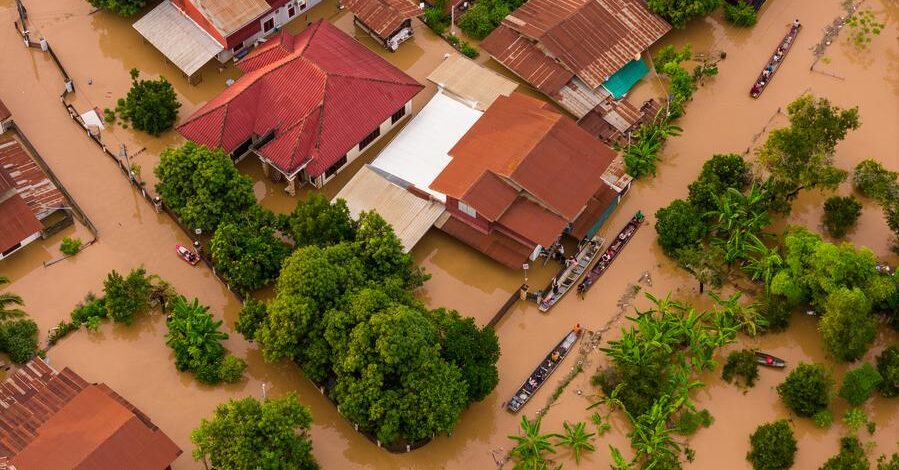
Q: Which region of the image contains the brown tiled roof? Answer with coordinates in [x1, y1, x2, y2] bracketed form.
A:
[462, 171, 518, 221]
[0, 139, 66, 220]
[484, 0, 670, 91]
[437, 216, 535, 268]
[480, 25, 574, 96]
[343, 0, 420, 38]
[0, 359, 182, 469]
[0, 97, 10, 122]
[498, 197, 568, 246]
[431, 93, 616, 223]
[0, 192, 41, 254]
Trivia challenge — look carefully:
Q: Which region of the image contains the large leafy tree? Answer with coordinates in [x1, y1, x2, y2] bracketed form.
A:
[154, 142, 256, 232]
[838, 363, 882, 406]
[776, 362, 832, 417]
[427, 308, 500, 403]
[655, 199, 706, 256]
[757, 95, 860, 207]
[0, 275, 26, 322]
[822, 195, 862, 238]
[647, 0, 721, 29]
[853, 159, 898, 203]
[191, 394, 318, 470]
[88, 0, 145, 16]
[210, 206, 289, 294]
[117, 70, 180, 136]
[103, 267, 150, 325]
[875, 346, 899, 398]
[0, 318, 39, 363]
[165, 296, 243, 384]
[820, 287, 875, 361]
[687, 153, 753, 213]
[746, 420, 797, 470]
[821, 436, 868, 470]
[286, 194, 357, 248]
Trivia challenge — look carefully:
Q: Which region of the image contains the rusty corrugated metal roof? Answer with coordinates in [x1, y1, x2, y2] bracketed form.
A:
[0, 192, 41, 254]
[0, 97, 10, 122]
[0, 139, 66, 220]
[194, 0, 270, 36]
[178, 21, 423, 178]
[343, 0, 420, 38]
[480, 24, 574, 96]
[437, 215, 536, 268]
[426, 53, 519, 110]
[483, 0, 670, 92]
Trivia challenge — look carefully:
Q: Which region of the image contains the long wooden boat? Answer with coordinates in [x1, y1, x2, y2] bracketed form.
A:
[750, 23, 801, 98]
[506, 327, 582, 413]
[755, 352, 786, 368]
[537, 235, 605, 312]
[577, 212, 645, 296]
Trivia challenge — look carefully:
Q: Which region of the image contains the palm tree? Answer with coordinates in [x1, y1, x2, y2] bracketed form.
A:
[165, 296, 227, 372]
[626, 396, 682, 467]
[0, 275, 26, 322]
[508, 416, 560, 470]
[609, 445, 634, 470]
[742, 235, 783, 290]
[709, 291, 767, 337]
[708, 185, 772, 265]
[555, 421, 596, 465]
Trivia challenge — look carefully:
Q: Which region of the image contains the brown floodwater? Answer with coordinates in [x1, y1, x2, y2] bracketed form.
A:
[0, 0, 897, 468]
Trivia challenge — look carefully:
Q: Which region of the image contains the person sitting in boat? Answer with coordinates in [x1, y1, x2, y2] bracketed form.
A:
[793, 18, 800, 29]
[566, 256, 578, 268]
[574, 323, 582, 334]
[762, 69, 771, 80]
[601, 253, 611, 262]
[528, 378, 538, 388]
[751, 84, 761, 95]
[551, 351, 560, 362]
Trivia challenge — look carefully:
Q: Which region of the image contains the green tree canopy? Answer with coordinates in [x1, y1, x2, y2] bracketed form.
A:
[103, 267, 150, 325]
[853, 159, 898, 204]
[687, 153, 753, 213]
[286, 194, 357, 248]
[0, 319, 39, 363]
[191, 393, 318, 470]
[838, 363, 882, 406]
[154, 142, 256, 232]
[876, 346, 899, 398]
[117, 70, 180, 135]
[427, 307, 500, 403]
[724, 0, 757, 27]
[776, 362, 832, 417]
[88, 0, 145, 16]
[746, 420, 797, 470]
[165, 296, 244, 384]
[820, 436, 868, 470]
[820, 287, 875, 361]
[210, 206, 289, 294]
[655, 199, 706, 256]
[822, 195, 862, 238]
[647, 0, 720, 29]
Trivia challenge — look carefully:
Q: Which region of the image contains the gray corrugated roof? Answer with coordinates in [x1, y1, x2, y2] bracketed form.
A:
[133, 1, 224, 76]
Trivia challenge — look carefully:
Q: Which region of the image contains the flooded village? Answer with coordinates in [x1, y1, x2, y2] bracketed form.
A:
[0, 0, 897, 468]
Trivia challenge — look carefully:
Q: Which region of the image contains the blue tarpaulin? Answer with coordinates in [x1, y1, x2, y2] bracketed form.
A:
[602, 59, 649, 99]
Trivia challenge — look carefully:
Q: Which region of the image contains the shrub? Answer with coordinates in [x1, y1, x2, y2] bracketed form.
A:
[821, 436, 868, 470]
[70, 293, 106, 324]
[116, 69, 180, 136]
[776, 362, 832, 417]
[822, 196, 862, 238]
[423, 6, 450, 34]
[60, 237, 82, 256]
[0, 319, 39, 363]
[839, 363, 883, 405]
[722, 349, 760, 387]
[853, 159, 898, 203]
[878, 453, 899, 470]
[813, 409, 833, 429]
[674, 408, 713, 435]
[655, 199, 706, 256]
[459, 42, 479, 59]
[724, 1, 757, 27]
[217, 355, 246, 383]
[758, 295, 792, 331]
[746, 420, 797, 470]
[47, 320, 79, 346]
[876, 346, 899, 397]
[842, 407, 868, 434]
[87, 0, 145, 16]
[103, 268, 150, 325]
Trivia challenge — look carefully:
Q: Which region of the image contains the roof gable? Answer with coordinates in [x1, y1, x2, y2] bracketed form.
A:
[342, 0, 420, 38]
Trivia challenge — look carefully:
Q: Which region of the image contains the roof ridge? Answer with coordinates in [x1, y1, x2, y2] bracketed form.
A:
[326, 71, 422, 88]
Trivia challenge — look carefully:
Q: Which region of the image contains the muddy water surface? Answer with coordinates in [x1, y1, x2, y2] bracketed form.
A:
[0, 0, 897, 468]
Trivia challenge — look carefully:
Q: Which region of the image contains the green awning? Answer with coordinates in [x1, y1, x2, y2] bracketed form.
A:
[602, 59, 649, 99]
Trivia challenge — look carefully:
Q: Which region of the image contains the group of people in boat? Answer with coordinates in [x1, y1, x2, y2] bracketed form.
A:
[751, 19, 801, 96]
[522, 324, 582, 393]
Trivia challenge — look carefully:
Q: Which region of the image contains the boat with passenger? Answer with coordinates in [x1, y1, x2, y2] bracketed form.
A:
[577, 212, 644, 297]
[537, 235, 605, 312]
[750, 20, 802, 98]
[756, 352, 786, 368]
[506, 325, 582, 413]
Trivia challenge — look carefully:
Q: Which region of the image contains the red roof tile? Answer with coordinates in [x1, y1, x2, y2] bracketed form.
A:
[178, 20, 423, 177]
[483, 0, 670, 92]
[343, 0, 420, 38]
[0, 192, 41, 254]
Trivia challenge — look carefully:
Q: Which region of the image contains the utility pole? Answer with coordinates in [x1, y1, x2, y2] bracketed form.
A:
[119, 144, 134, 182]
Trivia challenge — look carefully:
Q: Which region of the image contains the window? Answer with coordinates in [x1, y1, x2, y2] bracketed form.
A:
[390, 106, 406, 125]
[231, 138, 253, 160]
[288, 5, 296, 17]
[263, 18, 275, 32]
[325, 155, 348, 179]
[299, 0, 307, 10]
[458, 201, 477, 218]
[358, 127, 381, 151]
[232, 41, 243, 53]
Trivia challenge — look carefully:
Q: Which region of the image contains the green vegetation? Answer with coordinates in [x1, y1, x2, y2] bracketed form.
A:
[154, 142, 256, 232]
[724, 1, 757, 27]
[0, 275, 26, 323]
[821, 436, 868, 470]
[722, 349, 759, 387]
[235, 299, 266, 341]
[647, 0, 720, 29]
[0, 319, 39, 363]
[845, 9, 884, 49]
[87, 0, 145, 16]
[458, 0, 525, 39]
[165, 296, 245, 384]
[458, 42, 479, 59]
[688, 154, 753, 213]
[622, 119, 683, 178]
[60, 237, 83, 256]
[654, 199, 705, 256]
[191, 394, 318, 470]
[875, 346, 899, 397]
[878, 453, 899, 470]
[209, 206, 289, 295]
[249, 199, 498, 445]
[674, 408, 713, 435]
[103, 267, 151, 325]
[508, 416, 559, 468]
[776, 362, 832, 417]
[838, 363, 883, 405]
[813, 409, 833, 429]
[746, 420, 797, 470]
[841, 407, 868, 434]
[822, 196, 862, 238]
[853, 159, 898, 203]
[555, 421, 596, 465]
[115, 69, 180, 136]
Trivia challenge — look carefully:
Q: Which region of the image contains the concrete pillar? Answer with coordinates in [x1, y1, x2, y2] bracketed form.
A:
[261, 159, 271, 178]
[286, 177, 296, 196]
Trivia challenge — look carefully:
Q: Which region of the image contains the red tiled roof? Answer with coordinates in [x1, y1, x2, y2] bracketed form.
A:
[0, 359, 182, 469]
[480, 25, 574, 96]
[343, 0, 420, 38]
[0, 97, 10, 122]
[483, 0, 670, 92]
[431, 93, 616, 224]
[0, 139, 66, 220]
[178, 20, 423, 177]
[0, 192, 41, 254]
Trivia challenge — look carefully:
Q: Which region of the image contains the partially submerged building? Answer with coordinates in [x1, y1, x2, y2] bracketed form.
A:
[178, 20, 423, 194]
[481, 0, 670, 143]
[0, 358, 182, 469]
[342, 0, 421, 51]
[134, 0, 321, 81]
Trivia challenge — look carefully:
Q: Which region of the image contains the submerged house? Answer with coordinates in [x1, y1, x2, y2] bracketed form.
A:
[481, 0, 670, 142]
[342, 0, 421, 51]
[0, 359, 182, 469]
[178, 20, 423, 193]
[134, 0, 321, 81]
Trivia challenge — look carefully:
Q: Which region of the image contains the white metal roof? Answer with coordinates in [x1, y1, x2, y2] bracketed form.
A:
[133, 1, 224, 77]
[335, 165, 446, 252]
[370, 91, 482, 202]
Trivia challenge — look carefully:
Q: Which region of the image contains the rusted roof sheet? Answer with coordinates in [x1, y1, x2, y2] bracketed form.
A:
[481, 25, 574, 96]
[431, 93, 616, 222]
[498, 196, 568, 247]
[486, 0, 670, 91]
[0, 139, 66, 220]
[0, 97, 10, 122]
[343, 0, 420, 38]
[462, 171, 518, 221]
[194, 0, 270, 36]
[427, 54, 519, 110]
[178, 21, 423, 178]
[436, 215, 535, 268]
[0, 192, 41, 254]
[0, 359, 181, 469]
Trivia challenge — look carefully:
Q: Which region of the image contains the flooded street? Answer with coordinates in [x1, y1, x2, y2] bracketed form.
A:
[0, 0, 897, 468]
